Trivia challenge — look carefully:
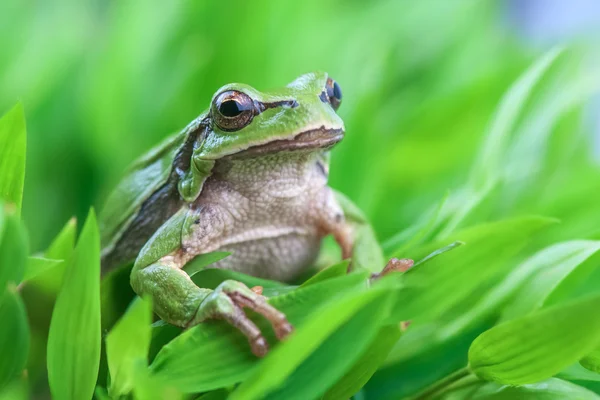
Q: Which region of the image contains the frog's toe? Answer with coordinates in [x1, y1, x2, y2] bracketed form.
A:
[371, 258, 414, 281]
[250, 335, 269, 358]
[274, 320, 294, 340]
[232, 293, 293, 340]
[199, 289, 268, 357]
[220, 280, 295, 341]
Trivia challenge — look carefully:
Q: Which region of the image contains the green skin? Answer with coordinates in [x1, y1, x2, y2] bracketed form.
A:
[99, 72, 367, 356]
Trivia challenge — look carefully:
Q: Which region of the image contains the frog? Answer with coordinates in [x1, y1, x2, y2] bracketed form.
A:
[99, 72, 404, 357]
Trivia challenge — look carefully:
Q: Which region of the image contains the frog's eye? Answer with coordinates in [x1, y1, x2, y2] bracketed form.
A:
[321, 77, 342, 111]
[213, 90, 255, 132]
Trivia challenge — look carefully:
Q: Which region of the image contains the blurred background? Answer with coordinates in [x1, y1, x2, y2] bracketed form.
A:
[5, 0, 600, 398]
[1, 0, 599, 250]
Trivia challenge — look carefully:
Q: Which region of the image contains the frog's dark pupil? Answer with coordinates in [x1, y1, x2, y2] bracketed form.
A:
[220, 100, 243, 117]
[332, 81, 342, 100]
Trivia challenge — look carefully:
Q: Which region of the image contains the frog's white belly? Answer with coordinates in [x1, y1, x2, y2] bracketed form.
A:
[211, 232, 321, 281]
[187, 151, 340, 282]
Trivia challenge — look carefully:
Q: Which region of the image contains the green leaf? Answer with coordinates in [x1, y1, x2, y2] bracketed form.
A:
[150, 272, 369, 393]
[437, 47, 564, 237]
[581, 347, 600, 374]
[132, 360, 182, 400]
[441, 240, 600, 340]
[469, 294, 600, 385]
[558, 363, 600, 382]
[93, 386, 110, 400]
[0, 204, 28, 294]
[22, 257, 62, 282]
[0, 206, 28, 292]
[300, 260, 349, 287]
[0, 103, 27, 216]
[47, 209, 101, 400]
[191, 267, 285, 291]
[229, 286, 392, 400]
[194, 389, 229, 400]
[183, 251, 231, 277]
[0, 288, 29, 390]
[412, 241, 463, 268]
[502, 240, 600, 320]
[0, 379, 28, 400]
[45, 218, 77, 261]
[263, 292, 394, 400]
[32, 218, 77, 295]
[470, 47, 563, 189]
[382, 192, 448, 255]
[388, 216, 554, 323]
[442, 378, 600, 400]
[323, 324, 402, 400]
[106, 297, 153, 398]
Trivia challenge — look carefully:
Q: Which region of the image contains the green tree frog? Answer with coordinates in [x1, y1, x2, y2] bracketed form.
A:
[100, 72, 369, 356]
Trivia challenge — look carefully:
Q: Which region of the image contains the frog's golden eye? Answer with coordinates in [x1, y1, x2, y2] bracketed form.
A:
[213, 90, 255, 132]
[320, 77, 342, 111]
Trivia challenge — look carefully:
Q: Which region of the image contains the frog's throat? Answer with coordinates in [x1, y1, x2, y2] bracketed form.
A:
[224, 127, 344, 159]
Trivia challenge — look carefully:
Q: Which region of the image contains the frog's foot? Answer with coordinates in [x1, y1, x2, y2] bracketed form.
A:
[370, 258, 414, 281]
[190, 280, 293, 357]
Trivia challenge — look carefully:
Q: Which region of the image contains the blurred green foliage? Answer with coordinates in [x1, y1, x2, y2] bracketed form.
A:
[3, 0, 600, 399]
[1, 0, 529, 250]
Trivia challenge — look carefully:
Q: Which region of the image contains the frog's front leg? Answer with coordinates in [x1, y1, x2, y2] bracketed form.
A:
[326, 189, 414, 276]
[130, 206, 292, 357]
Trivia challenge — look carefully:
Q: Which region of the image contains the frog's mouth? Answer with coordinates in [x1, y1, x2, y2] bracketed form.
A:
[229, 127, 344, 158]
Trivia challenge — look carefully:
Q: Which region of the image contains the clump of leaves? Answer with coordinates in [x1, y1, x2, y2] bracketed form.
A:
[3, 47, 600, 400]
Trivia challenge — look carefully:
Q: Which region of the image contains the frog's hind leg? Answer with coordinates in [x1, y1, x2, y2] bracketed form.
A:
[130, 205, 293, 357]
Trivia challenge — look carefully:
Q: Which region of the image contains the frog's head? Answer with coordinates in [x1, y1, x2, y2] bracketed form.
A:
[198, 72, 344, 159]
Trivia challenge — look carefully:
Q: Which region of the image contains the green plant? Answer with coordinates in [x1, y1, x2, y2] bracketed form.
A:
[2, 44, 600, 399]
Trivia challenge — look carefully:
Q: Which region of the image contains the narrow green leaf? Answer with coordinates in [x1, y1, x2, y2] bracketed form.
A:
[106, 297, 153, 398]
[412, 241, 463, 268]
[442, 240, 600, 340]
[470, 47, 564, 188]
[264, 293, 396, 400]
[132, 360, 182, 400]
[0, 205, 4, 241]
[191, 267, 285, 291]
[32, 218, 77, 295]
[183, 251, 231, 277]
[382, 192, 448, 254]
[45, 218, 77, 261]
[0, 379, 28, 400]
[300, 260, 349, 287]
[558, 363, 600, 382]
[0, 207, 28, 292]
[0, 103, 27, 215]
[230, 287, 392, 400]
[388, 216, 554, 323]
[502, 240, 600, 320]
[0, 288, 29, 390]
[442, 378, 600, 400]
[323, 324, 402, 400]
[150, 272, 369, 393]
[94, 386, 110, 400]
[47, 209, 101, 400]
[194, 389, 229, 400]
[436, 47, 564, 237]
[22, 257, 62, 282]
[469, 294, 600, 385]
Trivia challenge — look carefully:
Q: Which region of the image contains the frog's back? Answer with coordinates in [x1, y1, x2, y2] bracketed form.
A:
[99, 119, 206, 271]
